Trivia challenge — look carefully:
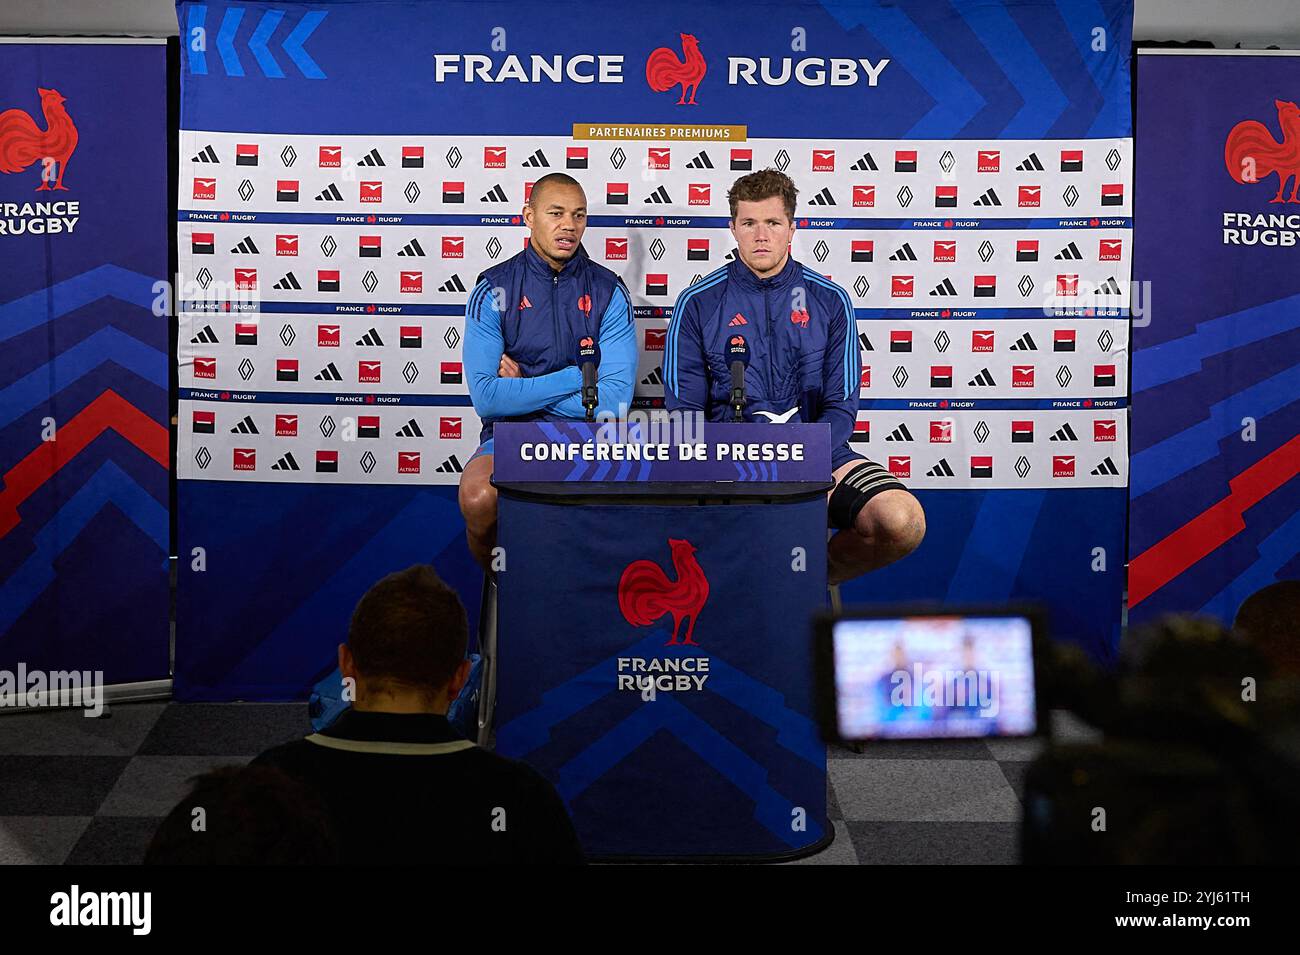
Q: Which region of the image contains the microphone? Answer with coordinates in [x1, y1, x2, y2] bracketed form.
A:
[578, 336, 600, 421]
[727, 335, 749, 421]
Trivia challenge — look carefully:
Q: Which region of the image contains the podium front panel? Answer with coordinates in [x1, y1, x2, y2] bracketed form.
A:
[495, 494, 829, 860]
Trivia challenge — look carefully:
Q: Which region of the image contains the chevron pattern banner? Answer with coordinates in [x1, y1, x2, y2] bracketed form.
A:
[175, 0, 1133, 699]
[0, 41, 170, 685]
[1128, 52, 1300, 628]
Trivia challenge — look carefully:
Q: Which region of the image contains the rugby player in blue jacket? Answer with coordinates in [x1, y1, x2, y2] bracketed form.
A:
[458, 173, 636, 570]
[664, 169, 925, 584]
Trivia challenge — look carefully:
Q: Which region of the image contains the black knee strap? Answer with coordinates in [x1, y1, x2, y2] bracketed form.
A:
[829, 460, 906, 530]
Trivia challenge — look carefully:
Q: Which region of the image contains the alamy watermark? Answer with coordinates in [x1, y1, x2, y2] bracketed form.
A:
[50, 885, 150, 935]
[0, 663, 105, 717]
[888, 663, 1000, 717]
[593, 405, 707, 446]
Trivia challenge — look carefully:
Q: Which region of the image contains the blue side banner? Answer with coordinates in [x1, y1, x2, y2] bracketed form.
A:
[1128, 52, 1300, 628]
[0, 41, 170, 685]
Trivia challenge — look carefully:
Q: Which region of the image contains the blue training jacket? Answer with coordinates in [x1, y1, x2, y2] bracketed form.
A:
[663, 254, 863, 469]
[464, 241, 636, 444]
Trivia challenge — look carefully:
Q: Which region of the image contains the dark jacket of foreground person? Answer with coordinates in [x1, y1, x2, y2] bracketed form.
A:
[254, 709, 584, 865]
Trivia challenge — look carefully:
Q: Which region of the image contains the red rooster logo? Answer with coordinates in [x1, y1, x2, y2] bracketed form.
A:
[0, 88, 79, 191]
[1225, 99, 1300, 203]
[646, 34, 707, 106]
[618, 538, 710, 646]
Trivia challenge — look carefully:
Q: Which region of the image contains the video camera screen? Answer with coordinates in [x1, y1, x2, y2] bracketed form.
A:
[822, 611, 1040, 740]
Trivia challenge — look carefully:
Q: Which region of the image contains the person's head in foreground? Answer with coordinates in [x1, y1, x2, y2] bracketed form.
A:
[341, 563, 472, 714]
[1119, 613, 1278, 734]
[728, 167, 798, 279]
[1233, 579, 1300, 678]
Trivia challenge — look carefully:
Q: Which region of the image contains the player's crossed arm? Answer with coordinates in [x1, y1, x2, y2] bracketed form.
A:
[464, 279, 581, 417]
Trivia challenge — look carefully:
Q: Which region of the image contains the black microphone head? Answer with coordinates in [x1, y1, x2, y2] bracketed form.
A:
[577, 335, 599, 364]
[727, 334, 750, 365]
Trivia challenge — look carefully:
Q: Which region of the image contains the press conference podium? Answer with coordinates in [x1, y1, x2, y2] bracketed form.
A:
[486, 420, 833, 862]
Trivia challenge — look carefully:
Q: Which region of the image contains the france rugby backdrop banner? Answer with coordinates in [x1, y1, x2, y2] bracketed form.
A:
[1128, 51, 1300, 629]
[0, 40, 170, 687]
[174, 0, 1133, 698]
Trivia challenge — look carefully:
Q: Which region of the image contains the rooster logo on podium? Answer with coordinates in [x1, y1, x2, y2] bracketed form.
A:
[618, 539, 710, 646]
[0, 88, 79, 191]
[646, 34, 707, 106]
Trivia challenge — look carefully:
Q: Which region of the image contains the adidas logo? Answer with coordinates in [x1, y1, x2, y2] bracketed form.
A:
[969, 368, 996, 386]
[858, 332, 873, 351]
[685, 151, 713, 169]
[230, 236, 259, 254]
[273, 272, 301, 290]
[395, 419, 423, 438]
[1017, 152, 1045, 171]
[356, 328, 385, 347]
[926, 458, 955, 477]
[357, 148, 385, 166]
[436, 454, 464, 474]
[271, 452, 300, 471]
[439, 274, 466, 293]
[191, 145, 219, 163]
[522, 149, 550, 168]
[315, 183, 343, 201]
[1054, 242, 1083, 260]
[230, 415, 258, 434]
[728, 314, 748, 326]
[809, 187, 836, 206]
[1009, 333, 1038, 351]
[397, 238, 426, 257]
[973, 188, 1002, 207]
[642, 366, 664, 386]
[646, 185, 671, 204]
[481, 184, 508, 202]
[191, 325, 218, 344]
[315, 363, 343, 381]
[889, 242, 917, 262]
[929, 278, 957, 296]
[850, 153, 878, 171]
[1095, 277, 1123, 295]
[885, 423, 914, 442]
[1091, 456, 1119, 476]
[1050, 423, 1079, 441]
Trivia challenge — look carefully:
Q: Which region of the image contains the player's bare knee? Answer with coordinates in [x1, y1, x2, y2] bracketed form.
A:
[458, 474, 497, 527]
[469, 488, 498, 528]
[859, 490, 925, 554]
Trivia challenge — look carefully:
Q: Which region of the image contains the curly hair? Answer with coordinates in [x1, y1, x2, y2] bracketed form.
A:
[727, 168, 798, 221]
